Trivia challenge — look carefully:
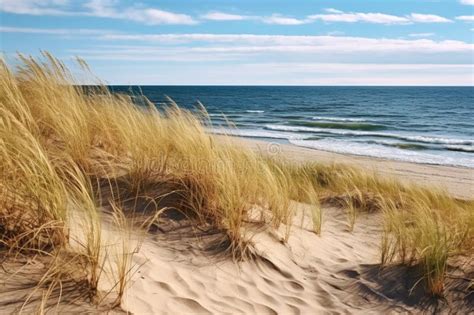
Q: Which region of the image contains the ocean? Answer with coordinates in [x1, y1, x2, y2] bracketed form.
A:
[110, 86, 474, 168]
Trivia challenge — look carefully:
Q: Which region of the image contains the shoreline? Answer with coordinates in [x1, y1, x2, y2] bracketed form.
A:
[223, 135, 474, 200]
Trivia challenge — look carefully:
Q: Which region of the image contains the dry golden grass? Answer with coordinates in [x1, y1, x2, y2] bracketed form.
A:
[0, 53, 323, 310]
[0, 52, 472, 313]
[0, 108, 67, 252]
[284, 161, 473, 296]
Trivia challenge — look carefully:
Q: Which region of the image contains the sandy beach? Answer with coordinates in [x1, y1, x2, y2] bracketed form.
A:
[233, 137, 474, 200]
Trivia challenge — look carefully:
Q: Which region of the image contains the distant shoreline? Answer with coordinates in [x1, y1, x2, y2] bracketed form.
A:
[226, 133, 474, 168]
[223, 135, 474, 200]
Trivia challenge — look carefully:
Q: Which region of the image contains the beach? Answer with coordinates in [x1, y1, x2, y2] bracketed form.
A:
[119, 85, 474, 170]
[1, 56, 472, 314]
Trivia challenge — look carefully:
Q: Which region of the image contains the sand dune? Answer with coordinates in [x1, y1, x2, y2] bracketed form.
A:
[123, 203, 472, 314]
[2, 136, 471, 314]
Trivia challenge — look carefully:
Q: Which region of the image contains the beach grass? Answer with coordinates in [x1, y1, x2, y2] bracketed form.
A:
[260, 148, 473, 295]
[0, 53, 472, 312]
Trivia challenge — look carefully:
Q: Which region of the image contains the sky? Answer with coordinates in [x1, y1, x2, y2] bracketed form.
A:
[0, 0, 473, 85]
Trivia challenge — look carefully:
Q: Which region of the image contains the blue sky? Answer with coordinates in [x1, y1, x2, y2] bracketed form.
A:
[1, 0, 473, 85]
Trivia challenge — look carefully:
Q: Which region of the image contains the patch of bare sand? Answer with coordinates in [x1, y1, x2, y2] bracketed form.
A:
[122, 205, 473, 314]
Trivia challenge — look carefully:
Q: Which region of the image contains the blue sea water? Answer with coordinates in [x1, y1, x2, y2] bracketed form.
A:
[110, 86, 474, 168]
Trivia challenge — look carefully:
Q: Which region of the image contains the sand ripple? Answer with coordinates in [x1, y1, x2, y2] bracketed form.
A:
[123, 206, 472, 314]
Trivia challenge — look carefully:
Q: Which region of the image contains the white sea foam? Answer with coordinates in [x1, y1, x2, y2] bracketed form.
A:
[265, 124, 474, 146]
[246, 110, 265, 113]
[208, 127, 473, 167]
[289, 139, 474, 168]
[405, 135, 474, 145]
[209, 128, 305, 140]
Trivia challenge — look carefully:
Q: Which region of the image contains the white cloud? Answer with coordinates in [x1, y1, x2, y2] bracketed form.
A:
[0, 0, 198, 25]
[68, 48, 244, 62]
[188, 8, 454, 26]
[408, 13, 452, 23]
[460, 0, 474, 5]
[0, 0, 72, 15]
[5, 29, 470, 56]
[201, 12, 311, 25]
[408, 33, 435, 37]
[139, 9, 197, 25]
[84, 0, 198, 25]
[278, 63, 473, 71]
[83, 0, 116, 17]
[98, 33, 473, 54]
[308, 10, 451, 24]
[262, 14, 309, 25]
[0, 26, 112, 35]
[66, 33, 473, 85]
[456, 15, 474, 21]
[0, 2, 456, 27]
[324, 8, 344, 14]
[73, 60, 474, 85]
[309, 12, 410, 24]
[201, 11, 250, 21]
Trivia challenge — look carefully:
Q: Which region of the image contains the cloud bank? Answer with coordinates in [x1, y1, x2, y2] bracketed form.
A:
[1, 2, 456, 26]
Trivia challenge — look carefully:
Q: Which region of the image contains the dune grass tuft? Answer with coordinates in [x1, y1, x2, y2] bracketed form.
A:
[297, 163, 473, 295]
